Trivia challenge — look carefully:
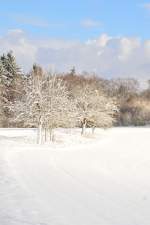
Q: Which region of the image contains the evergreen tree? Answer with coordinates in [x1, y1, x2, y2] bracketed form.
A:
[69, 66, 76, 76]
[0, 60, 8, 126]
[1, 51, 22, 101]
[1, 51, 21, 77]
[0, 51, 23, 126]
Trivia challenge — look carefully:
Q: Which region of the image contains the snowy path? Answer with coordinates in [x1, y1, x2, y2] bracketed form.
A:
[0, 128, 150, 225]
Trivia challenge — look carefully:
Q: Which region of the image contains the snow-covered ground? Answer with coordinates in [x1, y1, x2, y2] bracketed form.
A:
[0, 127, 150, 225]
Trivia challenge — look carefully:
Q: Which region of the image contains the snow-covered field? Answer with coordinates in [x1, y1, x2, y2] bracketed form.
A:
[0, 127, 150, 225]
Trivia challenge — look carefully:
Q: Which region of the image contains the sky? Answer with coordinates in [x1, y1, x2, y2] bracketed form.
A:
[0, 0, 149, 40]
[0, 0, 150, 80]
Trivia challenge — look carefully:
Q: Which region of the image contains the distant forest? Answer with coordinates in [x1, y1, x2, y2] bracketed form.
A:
[1, 51, 150, 132]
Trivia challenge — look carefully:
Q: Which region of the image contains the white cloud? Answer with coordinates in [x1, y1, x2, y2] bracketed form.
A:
[0, 30, 37, 71]
[86, 34, 111, 47]
[0, 30, 150, 80]
[81, 19, 102, 28]
[17, 17, 49, 28]
[118, 37, 141, 61]
[142, 3, 150, 10]
[10, 14, 50, 28]
[15, 17, 63, 28]
[8, 13, 64, 28]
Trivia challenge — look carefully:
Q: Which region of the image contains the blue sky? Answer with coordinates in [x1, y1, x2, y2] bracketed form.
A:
[0, 0, 150, 80]
[0, 0, 149, 40]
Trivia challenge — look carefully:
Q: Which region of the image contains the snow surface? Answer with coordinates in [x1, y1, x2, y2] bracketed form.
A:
[0, 127, 150, 225]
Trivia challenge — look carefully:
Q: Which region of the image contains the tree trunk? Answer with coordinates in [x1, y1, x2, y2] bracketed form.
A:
[44, 128, 47, 142]
[49, 127, 53, 141]
[92, 126, 95, 134]
[38, 123, 42, 144]
[81, 123, 86, 135]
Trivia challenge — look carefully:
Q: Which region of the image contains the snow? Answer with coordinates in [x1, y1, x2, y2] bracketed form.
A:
[0, 127, 150, 225]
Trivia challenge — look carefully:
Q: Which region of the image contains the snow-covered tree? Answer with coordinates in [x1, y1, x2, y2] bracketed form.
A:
[1, 51, 22, 101]
[74, 84, 118, 134]
[12, 69, 77, 143]
[43, 74, 77, 140]
[1, 51, 21, 77]
[0, 60, 9, 126]
[0, 51, 23, 126]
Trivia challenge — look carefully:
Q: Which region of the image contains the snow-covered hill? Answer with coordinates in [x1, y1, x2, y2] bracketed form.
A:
[0, 127, 150, 225]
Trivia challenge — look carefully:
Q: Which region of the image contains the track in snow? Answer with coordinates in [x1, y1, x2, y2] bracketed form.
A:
[0, 128, 150, 225]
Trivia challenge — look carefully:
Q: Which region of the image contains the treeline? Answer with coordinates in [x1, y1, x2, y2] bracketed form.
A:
[0, 52, 150, 136]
